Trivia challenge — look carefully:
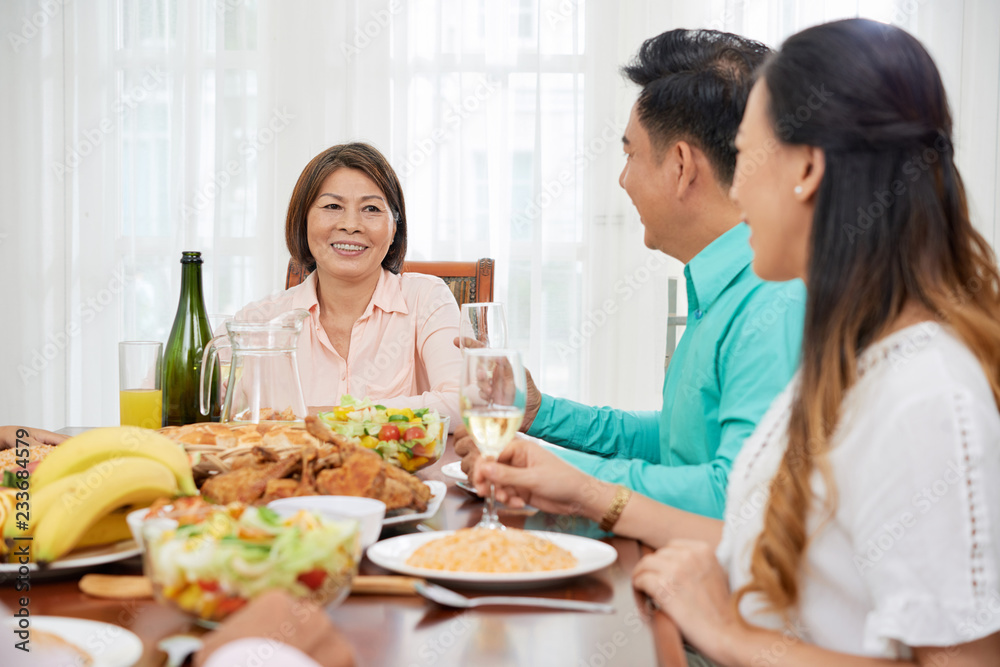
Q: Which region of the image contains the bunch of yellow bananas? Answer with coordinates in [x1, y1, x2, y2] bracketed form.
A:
[2, 427, 198, 563]
[0, 489, 16, 535]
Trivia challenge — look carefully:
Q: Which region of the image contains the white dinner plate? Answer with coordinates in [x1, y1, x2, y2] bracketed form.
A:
[0, 540, 141, 581]
[382, 480, 447, 526]
[3, 615, 143, 667]
[366, 530, 618, 589]
[440, 461, 468, 482]
[455, 480, 480, 496]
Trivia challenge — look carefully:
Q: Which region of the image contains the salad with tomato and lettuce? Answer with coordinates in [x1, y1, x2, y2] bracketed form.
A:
[143, 504, 360, 625]
[317, 395, 449, 473]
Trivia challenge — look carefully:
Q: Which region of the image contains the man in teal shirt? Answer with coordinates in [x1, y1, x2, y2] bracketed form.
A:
[526, 222, 803, 518]
[457, 30, 805, 519]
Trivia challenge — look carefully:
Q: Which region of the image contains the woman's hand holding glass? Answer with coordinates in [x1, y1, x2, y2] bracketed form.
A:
[460, 348, 526, 530]
[470, 436, 615, 520]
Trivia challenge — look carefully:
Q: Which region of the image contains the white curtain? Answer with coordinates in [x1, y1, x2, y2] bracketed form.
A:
[723, 0, 1000, 248]
[2, 0, 998, 428]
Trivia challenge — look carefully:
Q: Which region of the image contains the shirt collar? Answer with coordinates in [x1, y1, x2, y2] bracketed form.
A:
[291, 271, 320, 312]
[683, 222, 753, 315]
[292, 269, 409, 316]
[368, 269, 409, 315]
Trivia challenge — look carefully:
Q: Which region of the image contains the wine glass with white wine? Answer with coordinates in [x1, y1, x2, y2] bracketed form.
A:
[460, 348, 526, 530]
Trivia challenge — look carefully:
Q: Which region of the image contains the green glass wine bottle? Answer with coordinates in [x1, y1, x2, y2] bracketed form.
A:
[162, 251, 218, 425]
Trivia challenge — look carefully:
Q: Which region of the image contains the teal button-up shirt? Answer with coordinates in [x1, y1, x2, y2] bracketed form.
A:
[527, 223, 805, 518]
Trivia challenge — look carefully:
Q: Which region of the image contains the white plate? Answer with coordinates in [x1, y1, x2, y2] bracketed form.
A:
[366, 530, 618, 588]
[382, 480, 447, 526]
[3, 615, 143, 667]
[440, 461, 468, 482]
[0, 540, 141, 580]
[455, 480, 480, 496]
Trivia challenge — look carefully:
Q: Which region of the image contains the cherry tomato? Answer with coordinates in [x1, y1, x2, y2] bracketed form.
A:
[198, 579, 220, 592]
[297, 568, 327, 590]
[379, 424, 401, 441]
[403, 426, 425, 441]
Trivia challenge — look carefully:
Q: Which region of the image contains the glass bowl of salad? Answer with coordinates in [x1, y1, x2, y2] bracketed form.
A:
[318, 395, 449, 473]
[142, 503, 361, 627]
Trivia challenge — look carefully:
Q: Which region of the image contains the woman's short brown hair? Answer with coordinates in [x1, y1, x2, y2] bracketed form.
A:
[285, 142, 407, 274]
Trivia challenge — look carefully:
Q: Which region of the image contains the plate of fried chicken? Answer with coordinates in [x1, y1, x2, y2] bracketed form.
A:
[163, 417, 444, 522]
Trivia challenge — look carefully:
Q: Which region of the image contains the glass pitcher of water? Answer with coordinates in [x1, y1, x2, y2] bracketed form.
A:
[199, 309, 309, 424]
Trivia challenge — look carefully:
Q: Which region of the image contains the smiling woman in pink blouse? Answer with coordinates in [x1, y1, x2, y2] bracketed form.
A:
[233, 143, 461, 424]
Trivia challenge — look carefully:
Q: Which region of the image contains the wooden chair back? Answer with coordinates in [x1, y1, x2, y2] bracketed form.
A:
[284, 258, 495, 306]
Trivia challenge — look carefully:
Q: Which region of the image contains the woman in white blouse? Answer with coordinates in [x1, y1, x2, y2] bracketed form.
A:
[470, 18, 1000, 666]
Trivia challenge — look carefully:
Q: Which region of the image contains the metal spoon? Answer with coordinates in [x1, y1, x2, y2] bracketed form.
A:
[414, 581, 613, 613]
[159, 634, 205, 667]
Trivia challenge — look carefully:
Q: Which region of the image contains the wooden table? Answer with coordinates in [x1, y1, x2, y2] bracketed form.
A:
[2, 441, 686, 666]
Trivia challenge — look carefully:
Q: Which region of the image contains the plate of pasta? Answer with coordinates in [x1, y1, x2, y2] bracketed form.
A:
[366, 528, 618, 588]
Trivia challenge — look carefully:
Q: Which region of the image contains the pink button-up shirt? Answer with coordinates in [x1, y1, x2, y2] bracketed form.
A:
[233, 269, 462, 425]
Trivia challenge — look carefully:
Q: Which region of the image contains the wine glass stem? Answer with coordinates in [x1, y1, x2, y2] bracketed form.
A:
[486, 481, 498, 523]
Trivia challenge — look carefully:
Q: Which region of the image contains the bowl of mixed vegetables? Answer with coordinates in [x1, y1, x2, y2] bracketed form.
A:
[142, 502, 360, 627]
[318, 396, 449, 473]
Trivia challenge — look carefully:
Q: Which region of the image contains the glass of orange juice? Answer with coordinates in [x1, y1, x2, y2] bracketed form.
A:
[119, 341, 163, 428]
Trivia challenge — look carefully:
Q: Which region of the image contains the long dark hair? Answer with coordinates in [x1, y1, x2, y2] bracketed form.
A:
[285, 142, 407, 274]
[737, 18, 1000, 617]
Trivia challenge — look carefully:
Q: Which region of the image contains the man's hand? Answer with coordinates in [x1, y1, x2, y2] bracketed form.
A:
[195, 590, 355, 667]
[452, 336, 542, 434]
[520, 368, 541, 433]
[453, 425, 480, 476]
[0, 426, 68, 450]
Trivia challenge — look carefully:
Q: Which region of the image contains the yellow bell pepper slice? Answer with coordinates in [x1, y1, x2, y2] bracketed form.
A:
[177, 584, 203, 612]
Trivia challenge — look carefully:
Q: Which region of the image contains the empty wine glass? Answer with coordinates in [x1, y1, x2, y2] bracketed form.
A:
[460, 348, 526, 530]
[459, 303, 507, 350]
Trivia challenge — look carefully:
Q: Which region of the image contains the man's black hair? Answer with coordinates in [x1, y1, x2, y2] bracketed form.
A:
[621, 29, 771, 185]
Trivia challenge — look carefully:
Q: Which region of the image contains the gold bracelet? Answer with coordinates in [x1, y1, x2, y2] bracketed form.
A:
[599, 485, 632, 532]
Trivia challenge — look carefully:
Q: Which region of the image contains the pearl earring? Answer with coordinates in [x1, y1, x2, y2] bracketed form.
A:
[794, 185, 803, 195]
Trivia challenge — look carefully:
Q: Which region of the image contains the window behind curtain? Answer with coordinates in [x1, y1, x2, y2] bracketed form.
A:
[396, 0, 589, 399]
[117, 0, 262, 345]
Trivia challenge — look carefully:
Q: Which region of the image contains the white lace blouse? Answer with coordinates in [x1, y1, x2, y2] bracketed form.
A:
[717, 322, 1000, 659]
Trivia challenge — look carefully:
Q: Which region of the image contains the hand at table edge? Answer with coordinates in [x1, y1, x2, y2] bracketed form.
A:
[0, 425, 69, 450]
[194, 590, 355, 667]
